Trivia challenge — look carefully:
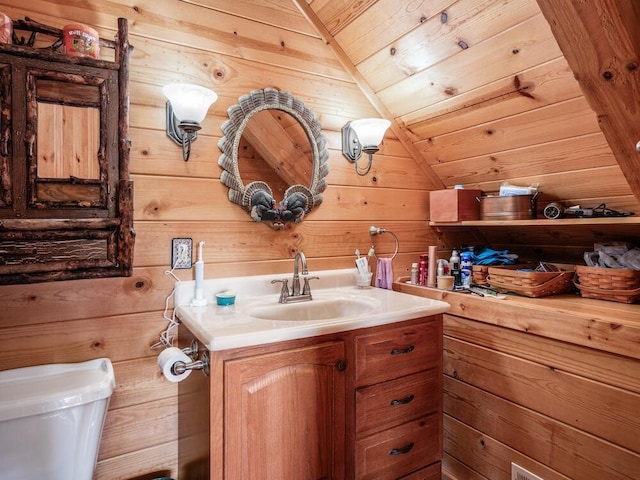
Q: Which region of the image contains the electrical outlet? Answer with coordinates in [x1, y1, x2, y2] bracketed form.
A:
[171, 238, 193, 269]
[511, 463, 543, 480]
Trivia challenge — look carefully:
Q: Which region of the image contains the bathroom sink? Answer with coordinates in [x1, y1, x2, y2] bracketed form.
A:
[247, 295, 377, 321]
[174, 268, 451, 350]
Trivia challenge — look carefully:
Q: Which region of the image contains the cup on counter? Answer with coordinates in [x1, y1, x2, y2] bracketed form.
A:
[437, 275, 455, 290]
[0, 13, 12, 44]
[354, 270, 373, 288]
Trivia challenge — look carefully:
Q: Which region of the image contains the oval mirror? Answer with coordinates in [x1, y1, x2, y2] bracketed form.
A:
[218, 88, 329, 229]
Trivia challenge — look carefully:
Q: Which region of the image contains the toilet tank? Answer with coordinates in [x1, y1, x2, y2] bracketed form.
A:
[0, 358, 116, 480]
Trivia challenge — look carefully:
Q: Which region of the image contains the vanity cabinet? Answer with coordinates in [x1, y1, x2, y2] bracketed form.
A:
[177, 315, 443, 480]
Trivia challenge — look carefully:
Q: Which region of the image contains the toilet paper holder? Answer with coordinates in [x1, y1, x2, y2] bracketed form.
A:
[172, 351, 209, 376]
[173, 340, 210, 376]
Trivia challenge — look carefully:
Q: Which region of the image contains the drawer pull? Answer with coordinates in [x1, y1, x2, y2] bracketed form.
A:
[390, 345, 414, 356]
[389, 442, 414, 456]
[390, 394, 415, 406]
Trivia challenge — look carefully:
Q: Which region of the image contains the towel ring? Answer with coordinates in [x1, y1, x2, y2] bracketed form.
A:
[369, 226, 399, 260]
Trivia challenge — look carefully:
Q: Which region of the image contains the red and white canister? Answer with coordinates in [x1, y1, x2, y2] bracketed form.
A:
[62, 23, 100, 58]
[0, 12, 12, 44]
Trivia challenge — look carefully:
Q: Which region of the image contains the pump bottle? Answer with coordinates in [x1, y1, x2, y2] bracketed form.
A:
[449, 249, 461, 287]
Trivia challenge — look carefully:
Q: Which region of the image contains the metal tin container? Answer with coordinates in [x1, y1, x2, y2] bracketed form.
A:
[479, 193, 539, 220]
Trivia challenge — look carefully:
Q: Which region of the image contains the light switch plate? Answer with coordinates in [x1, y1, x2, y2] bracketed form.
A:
[172, 238, 193, 269]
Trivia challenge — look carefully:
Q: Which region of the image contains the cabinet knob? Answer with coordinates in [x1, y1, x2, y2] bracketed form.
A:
[335, 360, 347, 371]
[389, 442, 414, 456]
[390, 345, 415, 356]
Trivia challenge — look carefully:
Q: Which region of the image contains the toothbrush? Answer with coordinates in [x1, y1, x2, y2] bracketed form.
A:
[191, 241, 207, 306]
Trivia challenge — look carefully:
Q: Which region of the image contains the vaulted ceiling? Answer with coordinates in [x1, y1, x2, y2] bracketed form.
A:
[295, 0, 640, 211]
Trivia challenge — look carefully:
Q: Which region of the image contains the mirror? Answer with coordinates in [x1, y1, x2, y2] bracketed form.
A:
[218, 88, 329, 229]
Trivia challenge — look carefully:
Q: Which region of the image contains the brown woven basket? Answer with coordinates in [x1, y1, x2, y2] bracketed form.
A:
[487, 264, 575, 298]
[575, 265, 640, 303]
[472, 265, 489, 285]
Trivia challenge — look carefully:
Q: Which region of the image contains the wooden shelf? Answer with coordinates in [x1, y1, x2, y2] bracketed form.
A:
[429, 216, 640, 227]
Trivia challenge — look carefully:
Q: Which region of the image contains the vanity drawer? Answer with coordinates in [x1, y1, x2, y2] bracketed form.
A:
[355, 320, 441, 386]
[398, 462, 441, 480]
[356, 369, 439, 436]
[355, 414, 441, 480]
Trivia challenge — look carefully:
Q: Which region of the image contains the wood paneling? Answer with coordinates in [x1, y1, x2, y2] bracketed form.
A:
[396, 285, 640, 480]
[2, 0, 640, 478]
[0, 1, 428, 478]
[305, 0, 640, 215]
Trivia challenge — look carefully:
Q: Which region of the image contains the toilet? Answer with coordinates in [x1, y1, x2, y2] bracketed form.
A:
[0, 358, 116, 480]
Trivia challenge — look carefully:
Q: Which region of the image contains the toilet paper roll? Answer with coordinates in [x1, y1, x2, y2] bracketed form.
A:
[157, 347, 193, 383]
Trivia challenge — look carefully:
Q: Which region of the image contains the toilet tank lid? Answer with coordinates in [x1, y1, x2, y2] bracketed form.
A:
[0, 358, 115, 422]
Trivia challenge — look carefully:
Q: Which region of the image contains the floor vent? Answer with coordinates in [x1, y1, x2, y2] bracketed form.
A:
[511, 463, 543, 480]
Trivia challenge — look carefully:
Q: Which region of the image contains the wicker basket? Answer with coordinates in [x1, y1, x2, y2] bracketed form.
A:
[487, 264, 575, 298]
[574, 265, 640, 303]
[472, 265, 489, 285]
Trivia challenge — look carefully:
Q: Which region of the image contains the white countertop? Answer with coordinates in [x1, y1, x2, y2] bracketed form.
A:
[174, 269, 450, 351]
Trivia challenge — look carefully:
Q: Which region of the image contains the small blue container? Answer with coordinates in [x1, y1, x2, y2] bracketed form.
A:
[215, 292, 236, 306]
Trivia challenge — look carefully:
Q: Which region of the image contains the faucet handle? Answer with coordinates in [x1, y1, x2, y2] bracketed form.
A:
[302, 276, 319, 296]
[271, 279, 290, 303]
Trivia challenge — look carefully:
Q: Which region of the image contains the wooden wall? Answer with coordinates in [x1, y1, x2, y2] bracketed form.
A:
[305, 0, 640, 214]
[443, 313, 640, 480]
[394, 283, 640, 480]
[0, 1, 440, 479]
[1, 1, 638, 480]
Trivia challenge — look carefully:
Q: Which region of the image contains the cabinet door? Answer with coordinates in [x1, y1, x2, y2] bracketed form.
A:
[225, 341, 346, 480]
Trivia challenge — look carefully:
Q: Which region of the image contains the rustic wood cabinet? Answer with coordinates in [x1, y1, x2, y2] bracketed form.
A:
[177, 315, 443, 480]
[0, 18, 133, 284]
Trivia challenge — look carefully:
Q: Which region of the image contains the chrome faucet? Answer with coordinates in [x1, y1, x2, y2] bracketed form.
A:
[291, 251, 308, 296]
[271, 251, 318, 303]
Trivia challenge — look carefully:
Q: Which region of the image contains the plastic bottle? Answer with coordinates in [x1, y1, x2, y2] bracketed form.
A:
[460, 249, 473, 287]
[410, 263, 419, 284]
[449, 249, 461, 287]
[437, 260, 445, 277]
[418, 254, 428, 286]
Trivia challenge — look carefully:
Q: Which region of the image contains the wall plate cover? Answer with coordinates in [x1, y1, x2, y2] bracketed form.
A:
[172, 238, 193, 269]
[511, 463, 543, 480]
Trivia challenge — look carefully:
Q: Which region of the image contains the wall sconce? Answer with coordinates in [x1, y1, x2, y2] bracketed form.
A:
[163, 83, 218, 161]
[342, 118, 391, 175]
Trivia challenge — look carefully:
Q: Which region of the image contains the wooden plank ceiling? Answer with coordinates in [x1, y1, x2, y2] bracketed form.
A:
[296, 0, 640, 211]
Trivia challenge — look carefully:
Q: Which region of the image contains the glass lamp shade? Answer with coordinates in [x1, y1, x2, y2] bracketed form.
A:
[162, 83, 218, 123]
[349, 118, 391, 148]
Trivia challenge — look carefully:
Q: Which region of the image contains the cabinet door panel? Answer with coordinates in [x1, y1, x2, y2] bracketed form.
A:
[356, 369, 439, 436]
[225, 341, 346, 480]
[355, 320, 441, 386]
[356, 414, 440, 480]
